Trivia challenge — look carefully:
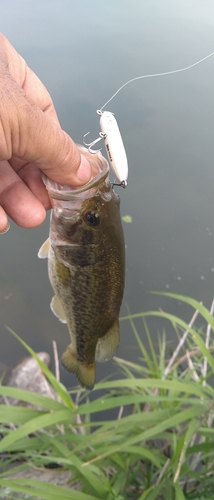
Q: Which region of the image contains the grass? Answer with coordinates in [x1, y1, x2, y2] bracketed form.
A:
[1, 293, 214, 499]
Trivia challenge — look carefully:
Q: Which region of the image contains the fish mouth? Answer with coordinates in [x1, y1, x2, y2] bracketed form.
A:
[42, 148, 110, 201]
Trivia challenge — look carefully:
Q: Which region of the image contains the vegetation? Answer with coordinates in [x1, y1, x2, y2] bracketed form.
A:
[1, 293, 214, 499]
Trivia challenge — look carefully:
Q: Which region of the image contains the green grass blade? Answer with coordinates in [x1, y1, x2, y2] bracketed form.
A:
[152, 292, 214, 330]
[120, 404, 209, 449]
[114, 356, 151, 376]
[138, 484, 162, 500]
[94, 377, 213, 398]
[25, 454, 111, 496]
[126, 315, 156, 374]
[80, 404, 210, 464]
[76, 394, 177, 416]
[0, 404, 45, 424]
[0, 478, 100, 500]
[173, 418, 199, 482]
[122, 446, 163, 468]
[6, 327, 74, 409]
[0, 409, 74, 452]
[143, 318, 159, 372]
[0, 386, 63, 411]
[121, 310, 214, 373]
[173, 481, 186, 500]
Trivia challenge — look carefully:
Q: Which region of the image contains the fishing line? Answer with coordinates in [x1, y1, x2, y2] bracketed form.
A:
[84, 50, 214, 188]
[99, 51, 214, 111]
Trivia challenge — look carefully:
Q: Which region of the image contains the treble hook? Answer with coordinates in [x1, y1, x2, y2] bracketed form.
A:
[82, 132, 106, 154]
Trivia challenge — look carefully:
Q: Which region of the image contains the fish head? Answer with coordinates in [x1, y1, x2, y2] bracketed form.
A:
[43, 147, 120, 266]
[51, 192, 113, 248]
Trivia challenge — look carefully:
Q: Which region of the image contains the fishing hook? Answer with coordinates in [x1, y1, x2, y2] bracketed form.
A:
[112, 180, 127, 189]
[82, 132, 106, 154]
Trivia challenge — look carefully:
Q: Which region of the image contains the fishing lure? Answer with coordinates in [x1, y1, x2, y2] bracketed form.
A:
[83, 110, 128, 188]
[83, 50, 214, 188]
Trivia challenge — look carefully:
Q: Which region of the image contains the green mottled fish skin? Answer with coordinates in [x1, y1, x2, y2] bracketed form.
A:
[48, 179, 125, 387]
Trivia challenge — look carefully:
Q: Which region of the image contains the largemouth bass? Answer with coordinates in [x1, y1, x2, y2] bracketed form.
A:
[38, 147, 125, 390]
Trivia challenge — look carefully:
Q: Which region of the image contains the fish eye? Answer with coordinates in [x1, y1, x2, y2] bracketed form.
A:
[85, 211, 100, 227]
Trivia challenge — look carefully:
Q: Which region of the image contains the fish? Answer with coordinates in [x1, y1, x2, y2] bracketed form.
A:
[38, 147, 125, 390]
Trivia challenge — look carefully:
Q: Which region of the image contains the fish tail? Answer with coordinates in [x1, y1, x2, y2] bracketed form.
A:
[61, 344, 95, 390]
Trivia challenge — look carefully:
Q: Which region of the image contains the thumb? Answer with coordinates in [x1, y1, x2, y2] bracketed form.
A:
[28, 118, 92, 186]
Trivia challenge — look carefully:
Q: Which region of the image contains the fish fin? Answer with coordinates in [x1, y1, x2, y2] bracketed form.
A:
[95, 320, 120, 362]
[61, 344, 95, 390]
[50, 295, 67, 323]
[38, 238, 50, 259]
[55, 244, 99, 267]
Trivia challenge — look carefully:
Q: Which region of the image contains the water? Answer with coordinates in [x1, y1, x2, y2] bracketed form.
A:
[1, 0, 214, 387]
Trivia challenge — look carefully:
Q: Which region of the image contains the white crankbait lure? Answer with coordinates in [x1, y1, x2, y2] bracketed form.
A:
[83, 50, 214, 188]
[98, 110, 128, 188]
[83, 109, 128, 188]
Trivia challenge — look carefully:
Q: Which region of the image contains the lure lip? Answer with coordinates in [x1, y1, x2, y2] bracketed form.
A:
[42, 148, 109, 201]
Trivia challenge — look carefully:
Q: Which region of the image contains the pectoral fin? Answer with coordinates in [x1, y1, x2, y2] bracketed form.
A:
[61, 344, 95, 390]
[38, 238, 50, 259]
[95, 320, 120, 362]
[55, 244, 100, 267]
[50, 295, 67, 324]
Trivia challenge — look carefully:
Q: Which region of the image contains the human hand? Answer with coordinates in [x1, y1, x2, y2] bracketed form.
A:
[0, 33, 92, 233]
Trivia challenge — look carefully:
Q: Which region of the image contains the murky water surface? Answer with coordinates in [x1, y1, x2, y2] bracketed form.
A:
[1, 0, 214, 386]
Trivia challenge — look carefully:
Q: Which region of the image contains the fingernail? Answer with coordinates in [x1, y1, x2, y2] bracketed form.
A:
[0, 221, 10, 234]
[76, 155, 91, 183]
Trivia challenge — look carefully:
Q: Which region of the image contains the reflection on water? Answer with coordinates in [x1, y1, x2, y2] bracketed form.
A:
[1, 0, 214, 387]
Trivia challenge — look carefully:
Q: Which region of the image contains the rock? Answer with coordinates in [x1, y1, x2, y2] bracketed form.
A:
[0, 353, 80, 497]
[0, 353, 57, 408]
[1, 468, 80, 499]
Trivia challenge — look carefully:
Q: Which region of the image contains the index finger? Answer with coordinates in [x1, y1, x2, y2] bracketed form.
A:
[0, 33, 60, 124]
[22, 65, 60, 125]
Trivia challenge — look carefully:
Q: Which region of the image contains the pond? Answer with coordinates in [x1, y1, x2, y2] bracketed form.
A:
[1, 0, 214, 388]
